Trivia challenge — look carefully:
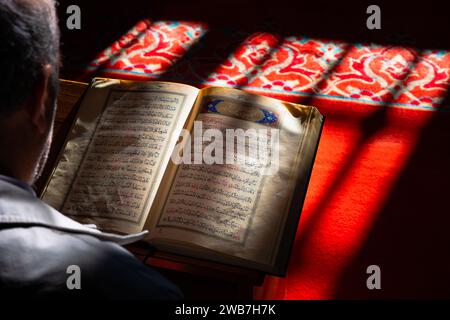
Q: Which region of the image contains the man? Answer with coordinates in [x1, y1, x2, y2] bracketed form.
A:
[0, 0, 182, 299]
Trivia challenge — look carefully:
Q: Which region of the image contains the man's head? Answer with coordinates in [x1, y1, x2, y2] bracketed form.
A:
[0, 0, 60, 184]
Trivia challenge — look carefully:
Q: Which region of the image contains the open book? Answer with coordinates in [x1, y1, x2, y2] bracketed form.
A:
[41, 78, 324, 276]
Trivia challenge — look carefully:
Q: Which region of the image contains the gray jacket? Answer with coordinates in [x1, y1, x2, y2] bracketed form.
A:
[0, 179, 182, 299]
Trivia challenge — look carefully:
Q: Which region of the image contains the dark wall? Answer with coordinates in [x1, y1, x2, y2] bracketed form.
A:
[56, 0, 450, 78]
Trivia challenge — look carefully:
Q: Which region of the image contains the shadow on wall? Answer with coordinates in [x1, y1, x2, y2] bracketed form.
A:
[57, 0, 450, 78]
[333, 88, 450, 299]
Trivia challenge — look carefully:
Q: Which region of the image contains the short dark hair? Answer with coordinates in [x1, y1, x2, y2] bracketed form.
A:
[0, 0, 59, 116]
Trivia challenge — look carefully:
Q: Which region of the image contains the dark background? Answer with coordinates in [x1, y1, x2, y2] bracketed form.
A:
[56, 0, 450, 79]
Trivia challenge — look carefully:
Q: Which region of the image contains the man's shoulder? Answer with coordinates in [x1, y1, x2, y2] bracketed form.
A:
[0, 226, 182, 299]
[0, 224, 135, 265]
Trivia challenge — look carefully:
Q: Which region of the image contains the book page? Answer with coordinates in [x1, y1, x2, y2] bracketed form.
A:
[42, 79, 199, 234]
[160, 115, 266, 242]
[147, 87, 311, 267]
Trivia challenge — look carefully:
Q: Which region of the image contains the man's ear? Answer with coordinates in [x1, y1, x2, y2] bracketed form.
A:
[26, 64, 52, 135]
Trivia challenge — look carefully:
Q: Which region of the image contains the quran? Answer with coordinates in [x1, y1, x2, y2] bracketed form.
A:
[41, 78, 324, 276]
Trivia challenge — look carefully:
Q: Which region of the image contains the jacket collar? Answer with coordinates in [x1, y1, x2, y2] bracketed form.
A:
[0, 174, 36, 196]
[0, 180, 147, 245]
